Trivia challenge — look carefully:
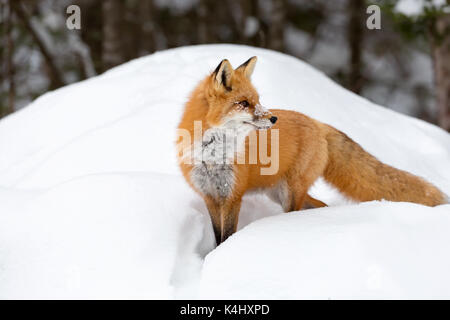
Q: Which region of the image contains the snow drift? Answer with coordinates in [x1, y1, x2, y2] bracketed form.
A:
[0, 44, 449, 299]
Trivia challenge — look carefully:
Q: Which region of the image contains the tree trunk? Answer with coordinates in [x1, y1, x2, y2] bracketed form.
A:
[431, 13, 450, 132]
[75, 0, 102, 74]
[347, 0, 365, 94]
[102, 0, 126, 71]
[197, 0, 210, 43]
[6, 0, 15, 115]
[11, 0, 65, 90]
[239, 0, 265, 47]
[138, 0, 156, 55]
[268, 0, 286, 51]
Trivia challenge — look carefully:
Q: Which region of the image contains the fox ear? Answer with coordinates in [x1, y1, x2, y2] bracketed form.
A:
[213, 59, 233, 91]
[237, 56, 257, 79]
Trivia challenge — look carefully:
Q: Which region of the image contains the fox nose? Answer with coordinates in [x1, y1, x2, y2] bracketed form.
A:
[269, 116, 278, 124]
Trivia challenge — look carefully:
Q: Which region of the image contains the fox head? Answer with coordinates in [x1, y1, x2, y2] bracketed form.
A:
[204, 57, 277, 131]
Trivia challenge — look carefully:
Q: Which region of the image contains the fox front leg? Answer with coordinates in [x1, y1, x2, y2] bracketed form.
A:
[204, 197, 222, 245]
[219, 199, 242, 244]
[204, 196, 242, 245]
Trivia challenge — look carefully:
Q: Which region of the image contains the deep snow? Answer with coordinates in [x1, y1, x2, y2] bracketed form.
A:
[0, 44, 449, 299]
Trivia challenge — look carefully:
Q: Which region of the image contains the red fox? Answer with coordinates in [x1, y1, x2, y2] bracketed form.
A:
[177, 57, 448, 245]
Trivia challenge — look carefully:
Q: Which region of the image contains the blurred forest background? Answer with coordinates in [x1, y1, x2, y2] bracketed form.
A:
[0, 0, 449, 131]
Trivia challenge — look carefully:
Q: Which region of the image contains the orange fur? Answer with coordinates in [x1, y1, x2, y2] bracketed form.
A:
[177, 57, 447, 245]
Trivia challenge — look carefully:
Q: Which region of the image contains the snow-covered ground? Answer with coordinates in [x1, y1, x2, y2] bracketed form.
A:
[0, 44, 449, 299]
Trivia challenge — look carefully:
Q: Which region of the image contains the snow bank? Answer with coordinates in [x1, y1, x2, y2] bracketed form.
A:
[200, 202, 450, 299]
[0, 173, 214, 299]
[0, 44, 449, 298]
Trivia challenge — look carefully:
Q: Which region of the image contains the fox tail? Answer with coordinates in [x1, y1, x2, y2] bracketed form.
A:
[322, 125, 447, 207]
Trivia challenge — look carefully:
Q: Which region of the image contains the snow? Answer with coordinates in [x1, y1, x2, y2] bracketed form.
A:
[395, 0, 448, 16]
[200, 202, 450, 299]
[0, 44, 449, 299]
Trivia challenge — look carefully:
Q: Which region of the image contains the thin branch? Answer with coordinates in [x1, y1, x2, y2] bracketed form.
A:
[11, 0, 65, 89]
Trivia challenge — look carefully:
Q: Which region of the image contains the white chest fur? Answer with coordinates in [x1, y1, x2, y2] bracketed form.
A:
[190, 126, 249, 199]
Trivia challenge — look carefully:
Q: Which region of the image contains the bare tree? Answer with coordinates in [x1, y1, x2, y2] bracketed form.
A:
[431, 13, 450, 132]
[102, 0, 126, 71]
[347, 0, 365, 94]
[11, 0, 65, 89]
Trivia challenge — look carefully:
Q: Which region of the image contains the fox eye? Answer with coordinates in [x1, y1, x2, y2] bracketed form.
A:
[240, 100, 250, 108]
